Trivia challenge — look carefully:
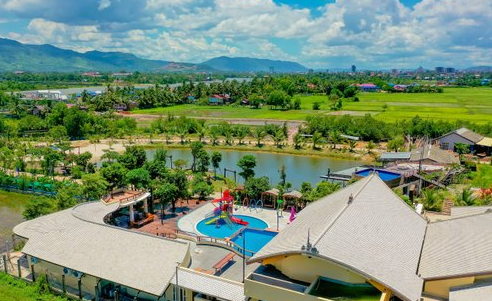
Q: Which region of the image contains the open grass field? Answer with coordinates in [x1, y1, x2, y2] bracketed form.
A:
[133, 87, 492, 123]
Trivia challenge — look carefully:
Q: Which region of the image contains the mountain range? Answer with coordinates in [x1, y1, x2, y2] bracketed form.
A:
[0, 38, 308, 73]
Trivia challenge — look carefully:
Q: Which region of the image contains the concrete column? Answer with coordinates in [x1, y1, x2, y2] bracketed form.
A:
[129, 204, 135, 223]
[143, 199, 148, 214]
[78, 278, 82, 300]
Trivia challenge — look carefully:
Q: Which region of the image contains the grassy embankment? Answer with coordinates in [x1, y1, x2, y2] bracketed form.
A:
[0, 273, 67, 301]
[133, 87, 492, 124]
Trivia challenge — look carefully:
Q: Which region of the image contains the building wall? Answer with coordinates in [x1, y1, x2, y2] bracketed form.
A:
[423, 274, 492, 299]
[271, 255, 367, 285]
[28, 255, 98, 297]
[438, 133, 473, 151]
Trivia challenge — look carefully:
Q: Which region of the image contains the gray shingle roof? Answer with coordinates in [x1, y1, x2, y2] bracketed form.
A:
[449, 281, 492, 301]
[251, 175, 427, 301]
[379, 152, 411, 161]
[455, 127, 484, 143]
[409, 145, 459, 164]
[14, 202, 189, 296]
[419, 212, 492, 280]
[171, 268, 246, 301]
[450, 206, 492, 218]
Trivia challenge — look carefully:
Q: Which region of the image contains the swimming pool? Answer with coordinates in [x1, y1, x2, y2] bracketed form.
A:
[230, 228, 278, 254]
[355, 169, 401, 181]
[196, 215, 268, 239]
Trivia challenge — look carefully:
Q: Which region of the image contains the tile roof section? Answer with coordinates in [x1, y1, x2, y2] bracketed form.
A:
[450, 206, 492, 218]
[449, 281, 492, 301]
[171, 268, 246, 301]
[454, 127, 484, 143]
[14, 202, 189, 296]
[419, 212, 492, 280]
[251, 175, 427, 301]
[409, 145, 459, 164]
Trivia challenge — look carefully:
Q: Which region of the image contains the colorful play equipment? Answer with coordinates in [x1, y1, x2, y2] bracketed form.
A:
[206, 190, 249, 227]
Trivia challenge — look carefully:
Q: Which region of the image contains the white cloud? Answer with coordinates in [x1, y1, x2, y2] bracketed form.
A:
[0, 0, 491, 68]
[98, 0, 111, 11]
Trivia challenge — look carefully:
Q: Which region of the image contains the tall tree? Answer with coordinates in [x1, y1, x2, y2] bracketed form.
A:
[238, 155, 257, 181]
[211, 151, 222, 178]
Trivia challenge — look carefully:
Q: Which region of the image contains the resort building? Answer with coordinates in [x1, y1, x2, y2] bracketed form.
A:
[9, 175, 492, 301]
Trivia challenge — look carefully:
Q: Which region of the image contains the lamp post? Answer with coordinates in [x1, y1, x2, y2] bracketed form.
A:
[241, 228, 246, 282]
[168, 155, 173, 169]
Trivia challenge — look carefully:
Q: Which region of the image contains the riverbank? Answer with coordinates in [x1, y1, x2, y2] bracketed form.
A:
[72, 138, 376, 163]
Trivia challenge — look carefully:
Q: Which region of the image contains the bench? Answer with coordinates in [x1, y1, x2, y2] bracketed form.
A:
[212, 252, 235, 274]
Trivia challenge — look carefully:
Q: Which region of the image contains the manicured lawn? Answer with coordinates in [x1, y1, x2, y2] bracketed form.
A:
[133, 87, 492, 123]
[0, 273, 67, 301]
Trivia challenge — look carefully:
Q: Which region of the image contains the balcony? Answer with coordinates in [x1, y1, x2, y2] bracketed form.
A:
[244, 265, 382, 301]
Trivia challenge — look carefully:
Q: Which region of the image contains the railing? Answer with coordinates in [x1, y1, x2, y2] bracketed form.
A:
[174, 229, 257, 257]
[248, 272, 308, 293]
[102, 190, 147, 205]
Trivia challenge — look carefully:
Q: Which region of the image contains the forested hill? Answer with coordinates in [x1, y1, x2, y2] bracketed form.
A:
[0, 38, 209, 72]
[201, 56, 308, 72]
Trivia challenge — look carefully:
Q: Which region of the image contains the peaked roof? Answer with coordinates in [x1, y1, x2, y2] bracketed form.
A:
[409, 145, 459, 164]
[439, 127, 484, 143]
[14, 202, 189, 296]
[251, 174, 427, 301]
[419, 212, 492, 280]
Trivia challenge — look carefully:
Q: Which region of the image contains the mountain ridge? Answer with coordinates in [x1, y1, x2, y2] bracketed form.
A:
[0, 38, 309, 73]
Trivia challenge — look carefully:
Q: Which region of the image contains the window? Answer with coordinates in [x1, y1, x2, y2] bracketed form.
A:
[441, 142, 449, 150]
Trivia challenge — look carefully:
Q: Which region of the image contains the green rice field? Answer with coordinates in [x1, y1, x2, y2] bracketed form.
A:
[133, 87, 492, 123]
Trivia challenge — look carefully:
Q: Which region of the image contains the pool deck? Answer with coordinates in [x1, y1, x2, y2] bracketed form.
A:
[178, 202, 291, 236]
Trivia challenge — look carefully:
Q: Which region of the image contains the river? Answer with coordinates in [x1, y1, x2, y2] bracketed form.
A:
[145, 148, 363, 188]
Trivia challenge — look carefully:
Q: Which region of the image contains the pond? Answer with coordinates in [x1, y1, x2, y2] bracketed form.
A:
[0, 191, 30, 253]
[145, 148, 364, 189]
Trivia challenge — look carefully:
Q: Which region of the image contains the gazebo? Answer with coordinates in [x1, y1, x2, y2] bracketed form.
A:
[282, 190, 303, 210]
[261, 188, 280, 208]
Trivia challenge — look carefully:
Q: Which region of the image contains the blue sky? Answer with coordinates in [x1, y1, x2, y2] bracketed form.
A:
[0, 0, 490, 69]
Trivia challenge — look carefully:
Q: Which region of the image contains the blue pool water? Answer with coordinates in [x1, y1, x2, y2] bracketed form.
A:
[355, 169, 401, 181]
[196, 215, 268, 239]
[230, 228, 278, 254]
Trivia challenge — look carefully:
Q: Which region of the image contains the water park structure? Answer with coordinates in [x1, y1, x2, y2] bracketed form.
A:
[205, 190, 249, 227]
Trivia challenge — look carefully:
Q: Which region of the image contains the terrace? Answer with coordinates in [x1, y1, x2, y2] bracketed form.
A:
[245, 265, 382, 301]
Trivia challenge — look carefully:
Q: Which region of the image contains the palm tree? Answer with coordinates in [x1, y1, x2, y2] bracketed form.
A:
[420, 189, 442, 211]
[329, 131, 342, 149]
[454, 187, 477, 206]
[252, 127, 267, 147]
[176, 127, 188, 144]
[197, 125, 208, 143]
[348, 140, 357, 152]
[293, 132, 304, 150]
[272, 129, 286, 148]
[312, 132, 322, 150]
[366, 141, 376, 154]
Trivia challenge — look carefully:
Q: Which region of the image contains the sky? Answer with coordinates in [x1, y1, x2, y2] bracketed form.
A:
[0, 0, 490, 69]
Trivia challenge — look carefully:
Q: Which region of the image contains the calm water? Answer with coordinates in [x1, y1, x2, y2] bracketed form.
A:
[0, 195, 27, 253]
[146, 148, 363, 188]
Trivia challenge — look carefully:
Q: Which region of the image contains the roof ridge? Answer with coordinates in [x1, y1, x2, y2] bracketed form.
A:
[312, 175, 373, 247]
